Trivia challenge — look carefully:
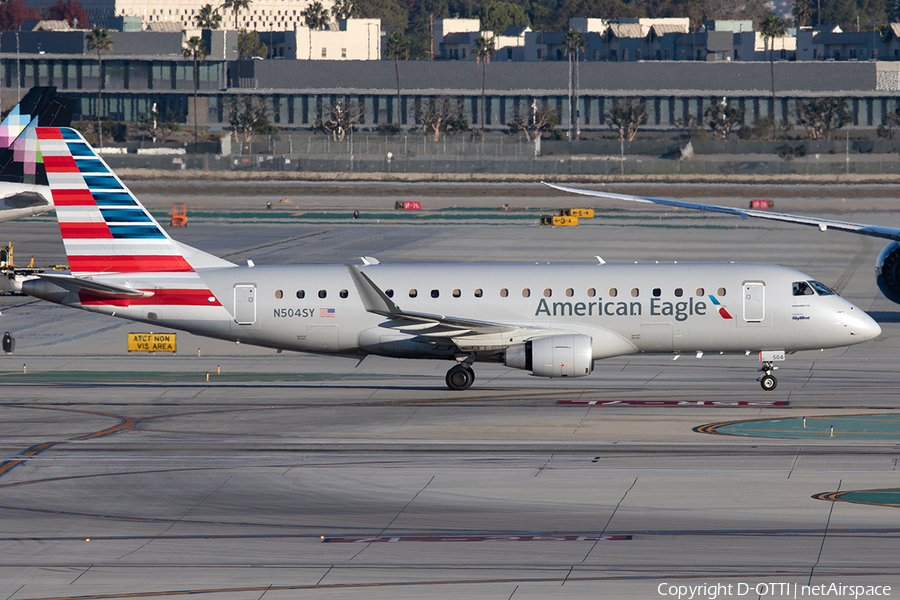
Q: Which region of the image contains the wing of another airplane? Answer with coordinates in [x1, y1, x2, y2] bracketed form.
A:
[543, 182, 900, 242]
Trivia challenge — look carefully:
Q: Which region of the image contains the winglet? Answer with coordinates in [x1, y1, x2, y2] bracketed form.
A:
[346, 265, 400, 317]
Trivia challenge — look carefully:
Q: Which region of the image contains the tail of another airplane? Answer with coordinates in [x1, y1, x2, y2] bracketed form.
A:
[34, 126, 232, 276]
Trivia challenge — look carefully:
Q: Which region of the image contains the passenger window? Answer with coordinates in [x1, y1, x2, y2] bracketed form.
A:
[522, 288, 531, 298]
[385, 289, 394, 298]
[274, 290, 283, 299]
[652, 288, 661, 297]
[565, 288, 574, 297]
[409, 289, 417, 298]
[318, 290, 326, 299]
[696, 288, 704, 296]
[609, 288, 617, 297]
[474, 288, 483, 298]
[452, 289, 461, 298]
[500, 288, 508, 297]
[296, 290, 305, 299]
[674, 288, 683, 297]
[587, 288, 596, 297]
[339, 289, 348, 298]
[543, 288, 552, 297]
[431, 289, 439, 298]
[631, 288, 639, 297]
[717, 287, 726, 297]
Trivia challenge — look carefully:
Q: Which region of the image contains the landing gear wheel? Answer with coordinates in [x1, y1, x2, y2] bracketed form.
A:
[446, 364, 474, 391]
[760, 374, 777, 391]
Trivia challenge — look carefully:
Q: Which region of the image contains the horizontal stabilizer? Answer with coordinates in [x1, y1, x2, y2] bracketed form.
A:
[39, 273, 154, 299]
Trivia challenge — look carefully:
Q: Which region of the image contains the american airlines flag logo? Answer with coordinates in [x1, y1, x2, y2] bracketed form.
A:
[320, 308, 335, 317]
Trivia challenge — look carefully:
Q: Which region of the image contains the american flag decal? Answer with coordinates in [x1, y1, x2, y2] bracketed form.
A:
[320, 308, 335, 317]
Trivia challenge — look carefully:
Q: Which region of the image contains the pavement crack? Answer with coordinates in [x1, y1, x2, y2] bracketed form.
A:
[580, 476, 639, 564]
[70, 564, 92, 585]
[809, 478, 841, 585]
[315, 566, 333, 586]
[346, 476, 435, 562]
[534, 447, 558, 477]
[787, 446, 802, 479]
[116, 475, 233, 561]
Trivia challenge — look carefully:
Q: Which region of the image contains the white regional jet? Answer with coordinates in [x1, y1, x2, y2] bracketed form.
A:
[0, 127, 882, 390]
[545, 182, 900, 306]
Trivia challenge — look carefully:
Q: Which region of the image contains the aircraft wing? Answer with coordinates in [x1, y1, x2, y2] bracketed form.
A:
[347, 265, 521, 337]
[543, 182, 900, 242]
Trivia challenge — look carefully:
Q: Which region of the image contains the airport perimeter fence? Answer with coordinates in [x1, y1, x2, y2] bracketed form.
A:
[103, 133, 900, 176]
[105, 153, 900, 176]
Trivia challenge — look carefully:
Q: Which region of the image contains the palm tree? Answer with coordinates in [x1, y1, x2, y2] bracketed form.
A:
[301, 1, 330, 59]
[331, 0, 354, 20]
[183, 36, 208, 146]
[385, 32, 407, 128]
[563, 29, 585, 139]
[301, 1, 329, 29]
[760, 13, 786, 139]
[195, 4, 222, 29]
[473, 35, 495, 134]
[791, 0, 812, 27]
[221, 0, 250, 30]
[85, 27, 112, 149]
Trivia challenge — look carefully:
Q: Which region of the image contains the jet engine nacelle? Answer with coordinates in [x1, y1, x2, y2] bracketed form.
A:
[876, 241, 900, 304]
[505, 333, 593, 378]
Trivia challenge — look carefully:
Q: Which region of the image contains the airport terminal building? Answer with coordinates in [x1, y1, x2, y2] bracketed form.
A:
[2, 51, 900, 132]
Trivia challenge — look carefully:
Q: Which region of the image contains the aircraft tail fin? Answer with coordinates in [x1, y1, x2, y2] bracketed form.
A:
[35, 126, 231, 277]
[0, 87, 76, 186]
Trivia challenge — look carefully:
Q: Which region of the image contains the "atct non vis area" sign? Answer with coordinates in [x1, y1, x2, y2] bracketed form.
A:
[127, 333, 176, 353]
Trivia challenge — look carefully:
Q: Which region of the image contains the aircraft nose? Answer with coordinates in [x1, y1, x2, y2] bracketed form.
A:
[860, 313, 882, 340]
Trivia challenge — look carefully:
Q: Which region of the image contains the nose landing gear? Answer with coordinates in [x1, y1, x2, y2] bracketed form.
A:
[446, 363, 475, 391]
[758, 361, 778, 391]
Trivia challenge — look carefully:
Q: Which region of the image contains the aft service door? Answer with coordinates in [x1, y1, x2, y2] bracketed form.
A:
[233, 285, 257, 325]
[743, 282, 765, 322]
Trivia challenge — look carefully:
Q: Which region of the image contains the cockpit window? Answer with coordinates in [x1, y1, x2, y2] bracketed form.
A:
[792, 281, 814, 296]
[807, 280, 835, 296]
[792, 280, 836, 296]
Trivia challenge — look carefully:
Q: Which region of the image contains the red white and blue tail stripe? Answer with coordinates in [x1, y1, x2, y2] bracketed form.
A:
[34, 127, 232, 313]
[39, 127, 195, 277]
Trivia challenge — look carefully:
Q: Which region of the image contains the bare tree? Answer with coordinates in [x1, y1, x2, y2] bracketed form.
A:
[795, 98, 850, 140]
[507, 102, 559, 141]
[705, 99, 744, 140]
[414, 97, 464, 141]
[315, 101, 365, 141]
[227, 96, 278, 142]
[606, 98, 647, 142]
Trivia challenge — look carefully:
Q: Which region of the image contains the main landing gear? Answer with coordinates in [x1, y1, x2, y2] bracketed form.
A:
[446, 363, 475, 391]
[758, 361, 778, 391]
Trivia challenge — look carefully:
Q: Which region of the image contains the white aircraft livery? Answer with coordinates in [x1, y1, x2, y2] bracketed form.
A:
[545, 182, 900, 306]
[1, 127, 883, 391]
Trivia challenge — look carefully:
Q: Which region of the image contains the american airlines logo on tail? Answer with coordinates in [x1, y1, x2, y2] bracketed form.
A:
[33, 126, 222, 309]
